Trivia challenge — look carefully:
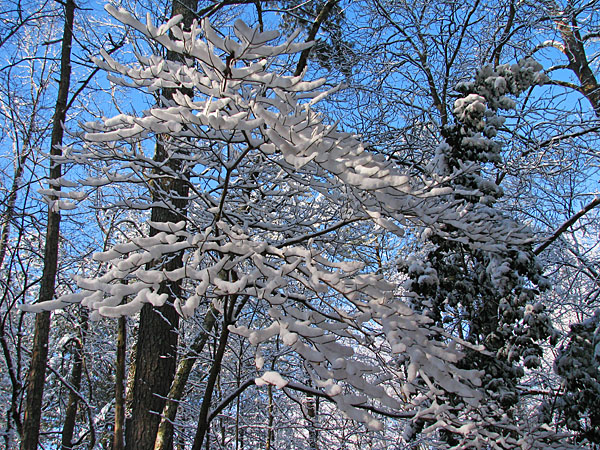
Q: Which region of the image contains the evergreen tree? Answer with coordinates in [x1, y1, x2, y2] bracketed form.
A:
[402, 60, 558, 414]
[554, 310, 600, 445]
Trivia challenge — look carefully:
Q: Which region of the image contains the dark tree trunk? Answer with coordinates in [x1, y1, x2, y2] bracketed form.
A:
[265, 384, 274, 450]
[113, 316, 126, 450]
[124, 1, 197, 449]
[154, 306, 218, 450]
[307, 389, 318, 450]
[61, 310, 89, 450]
[20, 0, 75, 448]
[1, 313, 24, 446]
[555, 15, 600, 116]
[125, 299, 180, 450]
[294, 0, 339, 77]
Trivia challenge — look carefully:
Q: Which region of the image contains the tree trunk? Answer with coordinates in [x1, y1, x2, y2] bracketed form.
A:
[113, 316, 126, 450]
[545, 1, 600, 116]
[1, 313, 24, 447]
[294, 0, 339, 77]
[307, 391, 318, 450]
[555, 16, 600, 116]
[20, 0, 75, 447]
[265, 384, 274, 450]
[265, 351, 278, 450]
[125, 1, 197, 449]
[125, 300, 180, 450]
[61, 310, 89, 450]
[154, 306, 219, 450]
[0, 35, 46, 447]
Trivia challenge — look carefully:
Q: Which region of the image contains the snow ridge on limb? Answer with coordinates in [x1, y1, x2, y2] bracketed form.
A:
[76, 12, 535, 252]
[22, 11, 571, 448]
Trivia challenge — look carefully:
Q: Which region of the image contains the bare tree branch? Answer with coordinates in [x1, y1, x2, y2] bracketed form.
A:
[535, 196, 600, 255]
[294, 0, 339, 77]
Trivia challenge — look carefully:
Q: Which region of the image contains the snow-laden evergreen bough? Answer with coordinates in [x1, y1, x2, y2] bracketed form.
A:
[553, 310, 600, 443]
[24, 6, 581, 448]
[401, 60, 575, 448]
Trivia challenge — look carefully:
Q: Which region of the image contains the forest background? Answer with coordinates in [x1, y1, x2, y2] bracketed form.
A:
[1, 0, 600, 449]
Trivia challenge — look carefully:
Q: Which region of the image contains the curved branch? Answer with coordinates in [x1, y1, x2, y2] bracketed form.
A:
[534, 196, 600, 255]
[537, 124, 600, 149]
[208, 377, 255, 422]
[490, 0, 516, 66]
[545, 78, 582, 92]
[545, 64, 571, 73]
[582, 31, 600, 41]
[529, 39, 566, 55]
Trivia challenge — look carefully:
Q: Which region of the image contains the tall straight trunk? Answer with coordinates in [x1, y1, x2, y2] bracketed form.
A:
[61, 309, 89, 450]
[20, 1, 75, 448]
[265, 354, 277, 450]
[154, 306, 218, 450]
[0, 43, 46, 448]
[265, 384, 274, 450]
[113, 316, 126, 450]
[1, 309, 25, 447]
[125, 1, 197, 449]
[0, 98, 37, 271]
[125, 297, 180, 450]
[307, 392, 318, 450]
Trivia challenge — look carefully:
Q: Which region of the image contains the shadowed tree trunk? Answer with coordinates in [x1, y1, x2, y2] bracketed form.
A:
[124, 1, 197, 449]
[265, 384, 274, 450]
[60, 309, 89, 450]
[154, 306, 219, 450]
[113, 315, 126, 450]
[306, 384, 318, 450]
[294, 0, 340, 77]
[20, 0, 76, 448]
[554, 13, 600, 116]
[125, 289, 180, 450]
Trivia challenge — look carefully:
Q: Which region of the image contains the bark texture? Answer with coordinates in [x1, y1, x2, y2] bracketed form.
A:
[60, 311, 88, 450]
[124, 1, 197, 449]
[113, 316, 126, 450]
[555, 15, 600, 116]
[154, 306, 218, 450]
[20, 1, 75, 447]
